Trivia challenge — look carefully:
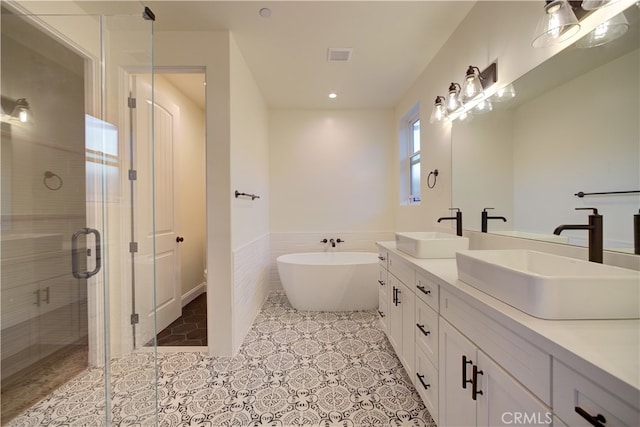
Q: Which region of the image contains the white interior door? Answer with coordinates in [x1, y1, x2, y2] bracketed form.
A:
[132, 75, 181, 347]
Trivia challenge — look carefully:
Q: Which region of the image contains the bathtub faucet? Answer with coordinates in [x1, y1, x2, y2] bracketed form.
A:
[329, 238, 345, 247]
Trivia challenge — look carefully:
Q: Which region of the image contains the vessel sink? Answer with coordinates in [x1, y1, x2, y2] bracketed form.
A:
[456, 250, 640, 320]
[395, 231, 469, 259]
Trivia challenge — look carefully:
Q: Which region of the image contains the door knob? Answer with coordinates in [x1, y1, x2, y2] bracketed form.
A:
[176, 236, 184, 243]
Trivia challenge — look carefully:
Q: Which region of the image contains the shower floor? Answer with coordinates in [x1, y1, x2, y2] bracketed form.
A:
[9, 291, 435, 426]
[1, 341, 88, 425]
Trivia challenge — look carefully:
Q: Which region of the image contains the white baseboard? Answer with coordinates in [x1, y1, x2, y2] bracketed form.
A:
[182, 282, 206, 307]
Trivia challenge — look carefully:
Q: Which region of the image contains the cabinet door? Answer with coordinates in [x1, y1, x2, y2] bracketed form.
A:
[400, 280, 415, 377]
[476, 351, 552, 427]
[387, 273, 403, 355]
[439, 318, 477, 427]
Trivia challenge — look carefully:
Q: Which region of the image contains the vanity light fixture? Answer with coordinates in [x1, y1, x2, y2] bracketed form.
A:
[13, 98, 31, 122]
[581, 0, 621, 10]
[532, 0, 581, 48]
[461, 63, 498, 103]
[458, 110, 474, 123]
[1, 97, 33, 123]
[575, 11, 629, 47]
[474, 98, 493, 114]
[492, 83, 516, 102]
[429, 96, 448, 124]
[461, 66, 484, 102]
[446, 83, 463, 112]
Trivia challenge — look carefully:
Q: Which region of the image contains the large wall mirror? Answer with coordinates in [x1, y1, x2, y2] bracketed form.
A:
[452, 3, 639, 254]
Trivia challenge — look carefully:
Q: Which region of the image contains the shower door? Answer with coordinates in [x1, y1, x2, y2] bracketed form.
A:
[1, 3, 157, 425]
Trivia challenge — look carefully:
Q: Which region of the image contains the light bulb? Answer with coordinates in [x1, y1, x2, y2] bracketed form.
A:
[446, 83, 462, 112]
[532, 0, 580, 48]
[429, 96, 448, 124]
[461, 66, 484, 102]
[458, 110, 474, 123]
[474, 98, 493, 114]
[493, 84, 516, 102]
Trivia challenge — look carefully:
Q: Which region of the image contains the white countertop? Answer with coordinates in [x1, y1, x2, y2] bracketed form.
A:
[377, 241, 640, 400]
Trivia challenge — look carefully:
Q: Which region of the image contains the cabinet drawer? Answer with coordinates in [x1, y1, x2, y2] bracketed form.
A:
[377, 248, 388, 269]
[415, 298, 438, 366]
[553, 359, 640, 426]
[440, 288, 551, 405]
[378, 266, 388, 297]
[378, 288, 388, 331]
[415, 270, 439, 311]
[415, 346, 438, 424]
[388, 252, 415, 287]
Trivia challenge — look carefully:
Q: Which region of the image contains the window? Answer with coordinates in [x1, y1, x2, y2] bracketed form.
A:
[400, 104, 421, 204]
[409, 118, 421, 201]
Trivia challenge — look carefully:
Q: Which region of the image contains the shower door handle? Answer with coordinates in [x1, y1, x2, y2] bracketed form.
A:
[72, 228, 102, 279]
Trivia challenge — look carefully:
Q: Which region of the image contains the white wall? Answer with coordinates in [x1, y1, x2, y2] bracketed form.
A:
[269, 109, 395, 232]
[229, 35, 270, 352]
[154, 30, 234, 356]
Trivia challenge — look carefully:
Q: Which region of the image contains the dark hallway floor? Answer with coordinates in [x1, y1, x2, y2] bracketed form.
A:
[151, 293, 207, 346]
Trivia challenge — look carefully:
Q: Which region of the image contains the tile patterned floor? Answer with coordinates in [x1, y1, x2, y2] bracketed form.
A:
[9, 292, 436, 426]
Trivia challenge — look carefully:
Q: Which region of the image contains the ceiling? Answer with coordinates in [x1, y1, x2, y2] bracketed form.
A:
[81, 1, 476, 109]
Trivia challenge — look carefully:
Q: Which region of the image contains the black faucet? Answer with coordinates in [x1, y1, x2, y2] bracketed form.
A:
[553, 208, 603, 263]
[329, 238, 336, 248]
[437, 208, 463, 236]
[481, 208, 507, 233]
[634, 209, 640, 255]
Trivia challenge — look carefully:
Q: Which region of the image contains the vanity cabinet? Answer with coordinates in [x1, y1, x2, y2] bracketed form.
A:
[377, 242, 639, 427]
[1, 247, 86, 380]
[377, 248, 416, 379]
[439, 318, 552, 427]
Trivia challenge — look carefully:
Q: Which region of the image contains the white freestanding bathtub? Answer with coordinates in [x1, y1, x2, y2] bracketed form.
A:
[276, 252, 379, 311]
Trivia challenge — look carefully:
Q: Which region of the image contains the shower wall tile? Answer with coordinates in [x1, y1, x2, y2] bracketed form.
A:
[269, 231, 394, 288]
[232, 233, 270, 351]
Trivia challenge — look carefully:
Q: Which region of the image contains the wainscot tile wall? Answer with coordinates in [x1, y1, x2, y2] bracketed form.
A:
[232, 233, 271, 351]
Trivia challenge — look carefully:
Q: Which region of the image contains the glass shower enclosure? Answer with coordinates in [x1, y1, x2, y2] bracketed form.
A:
[1, 2, 157, 424]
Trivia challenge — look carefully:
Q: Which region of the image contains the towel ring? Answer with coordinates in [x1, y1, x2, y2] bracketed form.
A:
[427, 169, 439, 189]
[44, 171, 63, 191]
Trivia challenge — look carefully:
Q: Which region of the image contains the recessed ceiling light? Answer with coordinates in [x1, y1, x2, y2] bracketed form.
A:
[328, 92, 337, 99]
[259, 8, 271, 18]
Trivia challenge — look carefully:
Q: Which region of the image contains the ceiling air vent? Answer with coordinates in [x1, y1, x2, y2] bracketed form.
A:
[327, 48, 353, 62]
